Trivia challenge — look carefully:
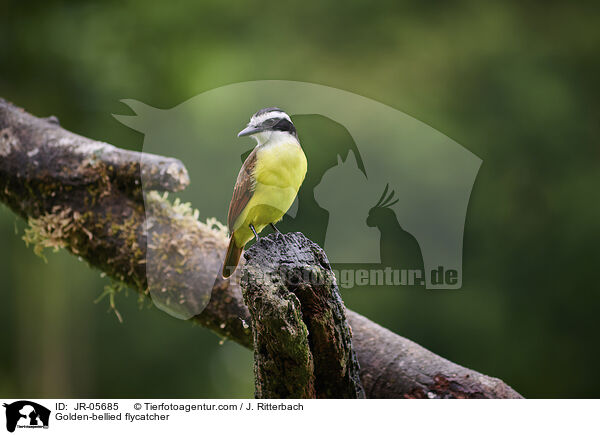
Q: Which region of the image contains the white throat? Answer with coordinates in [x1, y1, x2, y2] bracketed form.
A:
[252, 130, 298, 147]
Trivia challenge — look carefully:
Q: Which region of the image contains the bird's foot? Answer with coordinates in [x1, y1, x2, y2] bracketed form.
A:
[249, 224, 260, 241]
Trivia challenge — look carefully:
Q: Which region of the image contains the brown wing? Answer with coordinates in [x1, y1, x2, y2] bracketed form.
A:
[227, 148, 258, 231]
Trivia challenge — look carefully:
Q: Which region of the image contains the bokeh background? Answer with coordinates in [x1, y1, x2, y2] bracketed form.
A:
[1, 0, 599, 398]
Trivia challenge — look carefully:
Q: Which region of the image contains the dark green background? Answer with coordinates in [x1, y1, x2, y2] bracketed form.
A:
[1, 0, 598, 398]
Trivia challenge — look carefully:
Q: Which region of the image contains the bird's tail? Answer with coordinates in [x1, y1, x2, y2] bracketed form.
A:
[222, 233, 243, 278]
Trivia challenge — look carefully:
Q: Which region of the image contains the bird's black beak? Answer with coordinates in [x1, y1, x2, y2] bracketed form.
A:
[237, 125, 264, 137]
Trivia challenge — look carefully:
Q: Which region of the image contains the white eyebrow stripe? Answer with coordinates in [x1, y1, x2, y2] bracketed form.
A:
[251, 111, 291, 125]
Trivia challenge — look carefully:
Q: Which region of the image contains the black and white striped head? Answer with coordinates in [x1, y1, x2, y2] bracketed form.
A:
[238, 107, 297, 143]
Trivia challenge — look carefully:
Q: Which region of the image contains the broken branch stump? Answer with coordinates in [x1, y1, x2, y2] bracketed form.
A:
[241, 232, 365, 399]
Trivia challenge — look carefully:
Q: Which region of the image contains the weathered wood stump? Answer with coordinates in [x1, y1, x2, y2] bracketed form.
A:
[241, 232, 365, 399]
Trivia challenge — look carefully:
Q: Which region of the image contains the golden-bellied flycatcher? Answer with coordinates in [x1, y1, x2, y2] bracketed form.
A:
[222, 107, 307, 278]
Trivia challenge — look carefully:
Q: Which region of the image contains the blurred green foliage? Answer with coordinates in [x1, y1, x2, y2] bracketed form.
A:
[1, 0, 599, 398]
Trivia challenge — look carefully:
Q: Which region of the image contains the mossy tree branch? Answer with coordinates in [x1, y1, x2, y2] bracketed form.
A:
[242, 232, 364, 398]
[0, 97, 522, 399]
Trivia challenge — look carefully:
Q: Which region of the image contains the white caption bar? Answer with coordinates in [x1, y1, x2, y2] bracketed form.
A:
[1, 399, 597, 435]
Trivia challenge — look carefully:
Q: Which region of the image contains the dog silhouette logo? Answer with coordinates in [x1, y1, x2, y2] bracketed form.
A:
[114, 80, 481, 318]
[3, 401, 50, 432]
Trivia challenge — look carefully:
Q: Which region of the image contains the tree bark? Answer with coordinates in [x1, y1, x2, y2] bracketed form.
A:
[0, 97, 523, 398]
[242, 232, 364, 398]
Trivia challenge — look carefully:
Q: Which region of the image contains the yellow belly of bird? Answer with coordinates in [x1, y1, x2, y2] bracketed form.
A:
[233, 141, 307, 247]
